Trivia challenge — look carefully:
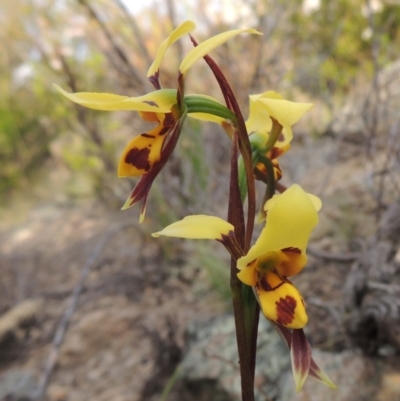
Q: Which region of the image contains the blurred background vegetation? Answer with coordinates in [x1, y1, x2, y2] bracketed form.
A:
[2, 1, 400, 399]
[2, 0, 400, 217]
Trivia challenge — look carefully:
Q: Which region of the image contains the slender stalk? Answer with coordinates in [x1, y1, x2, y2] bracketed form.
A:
[228, 133, 254, 401]
[188, 35, 256, 252]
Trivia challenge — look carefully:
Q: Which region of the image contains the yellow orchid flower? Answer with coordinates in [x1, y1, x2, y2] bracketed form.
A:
[246, 91, 313, 148]
[237, 185, 321, 329]
[55, 21, 260, 220]
[249, 132, 290, 181]
[153, 184, 321, 329]
[54, 84, 180, 178]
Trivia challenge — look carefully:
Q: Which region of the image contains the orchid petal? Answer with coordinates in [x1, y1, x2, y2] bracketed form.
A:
[238, 185, 320, 269]
[152, 215, 234, 240]
[54, 85, 177, 112]
[276, 249, 307, 277]
[188, 112, 226, 124]
[291, 329, 311, 392]
[179, 28, 262, 74]
[256, 271, 308, 329]
[309, 358, 337, 389]
[256, 96, 313, 128]
[118, 114, 174, 177]
[237, 263, 257, 286]
[147, 21, 196, 78]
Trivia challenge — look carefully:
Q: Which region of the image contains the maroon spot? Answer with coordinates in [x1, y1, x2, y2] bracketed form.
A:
[281, 247, 301, 254]
[278, 133, 285, 142]
[124, 147, 151, 171]
[257, 272, 284, 292]
[159, 126, 171, 136]
[141, 133, 155, 138]
[163, 113, 176, 126]
[143, 100, 158, 107]
[269, 147, 282, 159]
[276, 296, 296, 326]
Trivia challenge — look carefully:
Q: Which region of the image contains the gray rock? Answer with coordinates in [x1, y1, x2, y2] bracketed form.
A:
[0, 370, 37, 401]
[180, 314, 291, 401]
[180, 315, 383, 401]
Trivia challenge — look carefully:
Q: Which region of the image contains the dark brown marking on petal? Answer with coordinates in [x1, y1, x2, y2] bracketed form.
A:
[163, 113, 176, 126]
[278, 133, 285, 142]
[276, 295, 296, 326]
[268, 147, 283, 160]
[143, 100, 158, 107]
[141, 133, 155, 138]
[281, 247, 301, 254]
[257, 272, 285, 292]
[158, 126, 171, 136]
[124, 148, 151, 171]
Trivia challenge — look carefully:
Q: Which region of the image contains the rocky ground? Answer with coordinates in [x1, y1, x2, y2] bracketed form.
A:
[1, 93, 400, 400]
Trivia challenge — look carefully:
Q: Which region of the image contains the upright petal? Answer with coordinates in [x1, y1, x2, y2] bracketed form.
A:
[179, 28, 262, 74]
[246, 95, 274, 135]
[152, 215, 234, 240]
[147, 21, 196, 78]
[54, 85, 177, 112]
[238, 185, 320, 269]
[256, 96, 313, 129]
[256, 271, 308, 329]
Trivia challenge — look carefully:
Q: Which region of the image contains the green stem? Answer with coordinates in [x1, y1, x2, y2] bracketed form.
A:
[264, 118, 283, 153]
[184, 96, 238, 123]
[258, 155, 276, 203]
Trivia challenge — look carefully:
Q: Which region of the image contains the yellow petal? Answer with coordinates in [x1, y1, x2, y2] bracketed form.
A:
[256, 97, 313, 128]
[147, 20, 196, 78]
[276, 127, 293, 148]
[152, 215, 234, 240]
[118, 113, 176, 177]
[54, 84, 177, 112]
[237, 264, 257, 286]
[276, 249, 307, 277]
[238, 185, 320, 269]
[245, 96, 273, 135]
[188, 112, 226, 124]
[256, 271, 308, 329]
[179, 28, 262, 74]
[264, 188, 322, 213]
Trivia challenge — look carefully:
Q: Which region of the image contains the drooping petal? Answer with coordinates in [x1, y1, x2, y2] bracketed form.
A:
[309, 358, 337, 388]
[291, 328, 311, 392]
[54, 84, 177, 112]
[179, 28, 262, 74]
[147, 21, 196, 78]
[256, 271, 308, 329]
[120, 112, 185, 218]
[152, 215, 234, 240]
[118, 114, 175, 177]
[238, 184, 320, 269]
[272, 324, 337, 389]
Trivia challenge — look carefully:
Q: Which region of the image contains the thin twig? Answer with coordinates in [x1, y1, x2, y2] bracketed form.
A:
[77, 0, 144, 89]
[112, 0, 153, 66]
